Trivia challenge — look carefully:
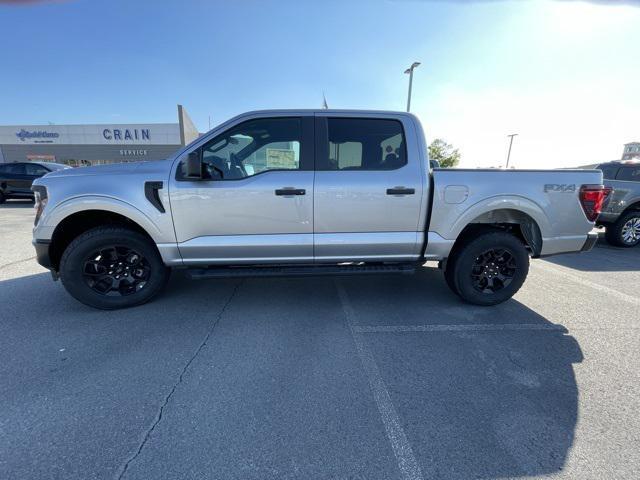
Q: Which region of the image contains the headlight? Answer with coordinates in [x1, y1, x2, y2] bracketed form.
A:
[32, 185, 48, 226]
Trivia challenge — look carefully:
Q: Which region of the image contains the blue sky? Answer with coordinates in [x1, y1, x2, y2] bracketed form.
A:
[1, 0, 639, 168]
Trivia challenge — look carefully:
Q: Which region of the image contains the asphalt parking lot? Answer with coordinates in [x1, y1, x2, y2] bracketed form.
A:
[1, 200, 639, 480]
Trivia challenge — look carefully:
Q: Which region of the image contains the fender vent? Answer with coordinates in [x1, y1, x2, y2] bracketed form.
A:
[144, 181, 165, 213]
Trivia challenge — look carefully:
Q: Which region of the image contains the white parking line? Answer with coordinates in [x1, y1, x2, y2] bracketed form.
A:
[535, 261, 640, 307]
[354, 323, 566, 333]
[336, 280, 424, 480]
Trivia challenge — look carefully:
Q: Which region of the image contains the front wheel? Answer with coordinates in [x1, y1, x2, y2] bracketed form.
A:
[605, 211, 640, 247]
[59, 226, 170, 309]
[445, 231, 530, 306]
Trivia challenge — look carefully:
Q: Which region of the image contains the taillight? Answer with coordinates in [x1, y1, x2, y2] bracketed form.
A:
[579, 184, 611, 222]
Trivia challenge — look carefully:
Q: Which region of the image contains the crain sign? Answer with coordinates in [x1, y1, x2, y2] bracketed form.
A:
[544, 184, 576, 193]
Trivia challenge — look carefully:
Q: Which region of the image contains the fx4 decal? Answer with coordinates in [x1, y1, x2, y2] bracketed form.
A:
[544, 184, 576, 193]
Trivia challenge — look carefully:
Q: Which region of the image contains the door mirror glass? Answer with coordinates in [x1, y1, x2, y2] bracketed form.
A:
[184, 151, 202, 179]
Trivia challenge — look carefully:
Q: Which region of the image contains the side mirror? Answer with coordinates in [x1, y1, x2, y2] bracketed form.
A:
[184, 150, 202, 179]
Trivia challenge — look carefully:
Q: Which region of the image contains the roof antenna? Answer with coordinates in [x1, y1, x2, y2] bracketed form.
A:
[322, 92, 329, 109]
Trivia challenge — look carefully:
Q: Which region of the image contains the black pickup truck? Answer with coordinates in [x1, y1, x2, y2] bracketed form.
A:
[0, 162, 70, 203]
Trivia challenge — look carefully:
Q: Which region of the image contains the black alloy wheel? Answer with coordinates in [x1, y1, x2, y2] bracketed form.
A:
[82, 246, 151, 296]
[470, 248, 517, 294]
[59, 226, 170, 309]
[445, 230, 529, 306]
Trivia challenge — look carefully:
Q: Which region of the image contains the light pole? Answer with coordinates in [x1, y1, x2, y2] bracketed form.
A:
[404, 62, 421, 112]
[506, 133, 518, 168]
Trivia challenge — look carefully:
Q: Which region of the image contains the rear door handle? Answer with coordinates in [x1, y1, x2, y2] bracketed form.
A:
[386, 187, 415, 195]
[275, 188, 306, 196]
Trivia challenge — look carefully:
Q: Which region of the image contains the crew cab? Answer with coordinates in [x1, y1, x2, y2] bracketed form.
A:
[31, 110, 606, 309]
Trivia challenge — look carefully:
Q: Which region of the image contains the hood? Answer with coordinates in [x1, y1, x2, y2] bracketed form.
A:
[42, 159, 173, 178]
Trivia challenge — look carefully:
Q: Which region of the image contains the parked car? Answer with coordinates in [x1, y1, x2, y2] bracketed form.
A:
[596, 160, 640, 247]
[31, 110, 606, 309]
[0, 162, 70, 203]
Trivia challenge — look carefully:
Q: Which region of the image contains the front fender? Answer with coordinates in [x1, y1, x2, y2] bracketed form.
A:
[39, 195, 173, 244]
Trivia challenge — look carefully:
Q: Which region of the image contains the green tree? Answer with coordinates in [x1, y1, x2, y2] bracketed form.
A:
[428, 138, 460, 168]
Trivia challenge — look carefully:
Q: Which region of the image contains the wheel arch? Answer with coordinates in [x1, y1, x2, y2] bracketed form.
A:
[621, 199, 640, 214]
[48, 209, 159, 271]
[448, 207, 544, 259]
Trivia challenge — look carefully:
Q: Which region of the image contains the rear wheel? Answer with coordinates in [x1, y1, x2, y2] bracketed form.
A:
[605, 211, 640, 247]
[445, 231, 529, 306]
[59, 226, 170, 309]
[0, 191, 5, 204]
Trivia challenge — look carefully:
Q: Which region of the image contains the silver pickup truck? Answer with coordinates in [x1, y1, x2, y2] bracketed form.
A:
[31, 110, 606, 309]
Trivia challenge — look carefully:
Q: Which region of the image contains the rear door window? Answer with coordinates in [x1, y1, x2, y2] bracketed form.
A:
[616, 166, 640, 182]
[321, 118, 407, 171]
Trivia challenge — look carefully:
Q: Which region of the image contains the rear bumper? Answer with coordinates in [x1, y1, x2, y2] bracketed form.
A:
[581, 230, 599, 252]
[539, 229, 599, 257]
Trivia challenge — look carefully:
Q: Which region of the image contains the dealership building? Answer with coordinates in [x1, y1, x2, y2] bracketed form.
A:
[0, 105, 199, 167]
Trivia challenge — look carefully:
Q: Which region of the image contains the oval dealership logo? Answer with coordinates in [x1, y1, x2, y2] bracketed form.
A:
[15, 129, 60, 142]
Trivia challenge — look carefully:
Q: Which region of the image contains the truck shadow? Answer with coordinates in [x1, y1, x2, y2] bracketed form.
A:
[543, 239, 639, 272]
[0, 268, 582, 479]
[340, 266, 582, 478]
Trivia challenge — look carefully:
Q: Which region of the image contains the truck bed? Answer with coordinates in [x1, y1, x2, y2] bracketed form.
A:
[427, 168, 602, 257]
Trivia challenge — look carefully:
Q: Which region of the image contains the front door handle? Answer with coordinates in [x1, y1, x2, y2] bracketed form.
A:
[386, 187, 415, 195]
[275, 188, 306, 196]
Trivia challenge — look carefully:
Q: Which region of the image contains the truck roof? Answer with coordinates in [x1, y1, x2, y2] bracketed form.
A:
[234, 109, 418, 117]
[597, 159, 640, 166]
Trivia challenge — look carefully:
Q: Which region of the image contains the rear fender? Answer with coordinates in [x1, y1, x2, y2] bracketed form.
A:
[444, 195, 551, 241]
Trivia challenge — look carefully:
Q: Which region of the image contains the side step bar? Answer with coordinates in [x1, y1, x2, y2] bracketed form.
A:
[186, 263, 416, 280]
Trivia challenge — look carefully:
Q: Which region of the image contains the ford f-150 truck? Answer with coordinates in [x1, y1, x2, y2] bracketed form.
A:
[595, 160, 640, 247]
[31, 110, 607, 309]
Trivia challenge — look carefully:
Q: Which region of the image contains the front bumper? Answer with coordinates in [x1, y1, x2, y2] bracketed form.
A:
[33, 239, 52, 270]
[581, 230, 599, 252]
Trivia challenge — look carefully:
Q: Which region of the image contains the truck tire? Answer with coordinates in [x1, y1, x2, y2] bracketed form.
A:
[0, 191, 5, 204]
[445, 231, 529, 306]
[604, 211, 640, 247]
[59, 226, 170, 310]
